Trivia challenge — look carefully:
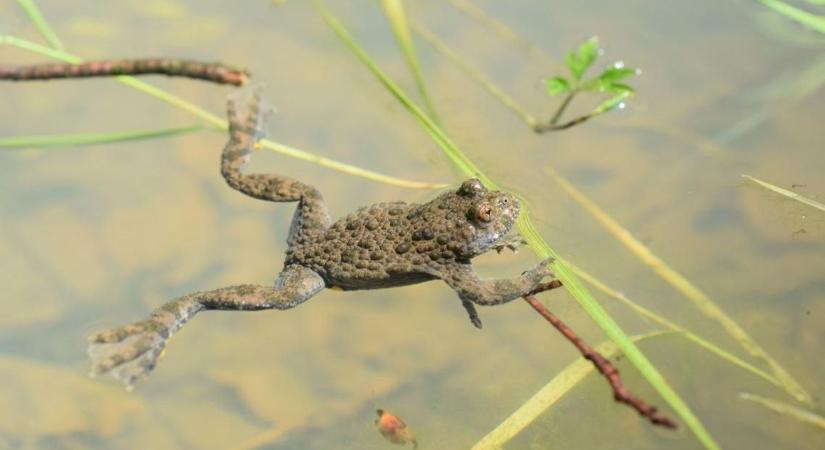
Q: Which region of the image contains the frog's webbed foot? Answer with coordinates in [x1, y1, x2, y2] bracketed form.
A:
[88, 266, 325, 389]
[88, 319, 173, 389]
[491, 235, 527, 254]
[88, 296, 206, 389]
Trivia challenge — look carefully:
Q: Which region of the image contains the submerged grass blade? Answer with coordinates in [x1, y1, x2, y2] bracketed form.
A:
[2, 35, 444, 189]
[311, 11, 483, 179]
[0, 125, 203, 149]
[739, 392, 825, 431]
[16, 0, 63, 50]
[756, 0, 825, 34]
[471, 332, 670, 450]
[564, 259, 783, 390]
[315, 4, 720, 449]
[380, 0, 439, 122]
[412, 20, 538, 128]
[447, 0, 551, 61]
[743, 174, 825, 213]
[545, 166, 812, 405]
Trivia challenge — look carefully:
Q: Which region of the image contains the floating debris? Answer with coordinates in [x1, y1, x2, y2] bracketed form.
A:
[375, 409, 418, 448]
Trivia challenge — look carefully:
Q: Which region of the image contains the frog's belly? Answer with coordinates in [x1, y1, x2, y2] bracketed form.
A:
[326, 270, 436, 291]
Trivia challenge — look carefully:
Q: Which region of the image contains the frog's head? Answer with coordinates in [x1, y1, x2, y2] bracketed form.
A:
[455, 178, 520, 257]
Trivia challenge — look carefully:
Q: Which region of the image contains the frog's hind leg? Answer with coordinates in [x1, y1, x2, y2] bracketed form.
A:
[88, 265, 325, 389]
[221, 86, 331, 242]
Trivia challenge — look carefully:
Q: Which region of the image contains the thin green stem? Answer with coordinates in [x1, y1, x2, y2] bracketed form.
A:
[564, 259, 784, 389]
[380, 0, 440, 123]
[550, 91, 576, 125]
[739, 392, 825, 430]
[411, 20, 539, 128]
[0, 125, 203, 149]
[756, 0, 825, 34]
[16, 0, 63, 50]
[743, 174, 825, 213]
[447, 0, 552, 61]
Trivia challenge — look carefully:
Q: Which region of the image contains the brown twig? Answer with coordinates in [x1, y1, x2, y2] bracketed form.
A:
[532, 113, 594, 133]
[531, 91, 602, 133]
[523, 291, 677, 429]
[0, 58, 249, 85]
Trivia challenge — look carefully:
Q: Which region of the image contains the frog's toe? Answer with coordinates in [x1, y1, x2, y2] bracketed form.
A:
[524, 258, 556, 281]
[492, 236, 527, 254]
[88, 326, 167, 389]
[89, 322, 151, 344]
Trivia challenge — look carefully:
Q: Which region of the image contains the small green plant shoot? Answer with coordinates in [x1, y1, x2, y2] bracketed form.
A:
[541, 36, 638, 131]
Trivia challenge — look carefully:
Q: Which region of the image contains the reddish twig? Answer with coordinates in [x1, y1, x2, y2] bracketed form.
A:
[0, 58, 249, 86]
[523, 292, 677, 429]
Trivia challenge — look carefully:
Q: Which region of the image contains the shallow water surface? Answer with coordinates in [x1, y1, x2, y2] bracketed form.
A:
[0, 1, 823, 449]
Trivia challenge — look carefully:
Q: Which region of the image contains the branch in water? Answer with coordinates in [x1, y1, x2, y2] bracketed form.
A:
[523, 291, 677, 429]
[0, 58, 249, 86]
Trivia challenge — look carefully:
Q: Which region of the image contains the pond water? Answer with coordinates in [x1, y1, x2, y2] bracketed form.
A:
[0, 0, 823, 449]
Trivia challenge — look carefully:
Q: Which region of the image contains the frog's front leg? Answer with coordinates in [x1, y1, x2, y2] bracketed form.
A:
[88, 265, 324, 389]
[436, 258, 555, 328]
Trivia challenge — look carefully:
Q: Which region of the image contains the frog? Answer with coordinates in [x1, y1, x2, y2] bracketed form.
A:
[87, 87, 558, 388]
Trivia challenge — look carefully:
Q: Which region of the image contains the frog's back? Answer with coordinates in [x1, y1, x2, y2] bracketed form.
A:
[285, 201, 430, 288]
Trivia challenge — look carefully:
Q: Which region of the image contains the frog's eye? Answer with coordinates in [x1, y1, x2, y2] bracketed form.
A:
[458, 179, 485, 197]
[476, 203, 495, 223]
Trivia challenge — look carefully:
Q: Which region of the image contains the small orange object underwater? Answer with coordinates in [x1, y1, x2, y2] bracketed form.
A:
[375, 409, 418, 448]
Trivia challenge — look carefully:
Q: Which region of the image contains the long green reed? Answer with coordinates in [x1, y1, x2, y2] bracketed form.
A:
[743, 174, 825, 213]
[411, 20, 538, 129]
[380, 0, 440, 122]
[471, 332, 671, 450]
[739, 392, 825, 431]
[564, 259, 784, 390]
[0, 125, 202, 149]
[447, 0, 551, 61]
[315, 3, 720, 449]
[757, 0, 825, 34]
[2, 34, 445, 189]
[16, 0, 63, 50]
[545, 167, 811, 405]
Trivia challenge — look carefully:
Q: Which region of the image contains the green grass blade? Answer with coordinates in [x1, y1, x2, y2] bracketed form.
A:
[546, 166, 812, 405]
[380, 0, 440, 122]
[315, 4, 720, 449]
[743, 174, 825, 213]
[564, 259, 785, 390]
[412, 20, 538, 128]
[739, 393, 825, 430]
[0, 125, 202, 149]
[757, 0, 825, 34]
[471, 331, 671, 450]
[16, 0, 63, 50]
[1, 35, 445, 189]
[446, 0, 551, 61]
[312, 9, 484, 179]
